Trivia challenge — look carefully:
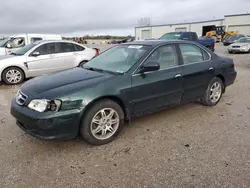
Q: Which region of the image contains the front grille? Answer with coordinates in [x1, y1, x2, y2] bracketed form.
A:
[232, 46, 240, 48]
[16, 91, 28, 105]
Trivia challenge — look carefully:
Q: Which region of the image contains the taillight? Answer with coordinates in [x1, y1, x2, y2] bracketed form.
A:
[93, 48, 99, 56]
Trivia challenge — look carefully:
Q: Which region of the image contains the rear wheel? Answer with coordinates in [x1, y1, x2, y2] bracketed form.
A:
[80, 99, 124, 145]
[2, 67, 25, 85]
[200, 77, 223, 106]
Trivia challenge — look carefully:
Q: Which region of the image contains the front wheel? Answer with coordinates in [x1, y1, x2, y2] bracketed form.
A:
[200, 77, 223, 106]
[2, 67, 25, 85]
[80, 99, 124, 145]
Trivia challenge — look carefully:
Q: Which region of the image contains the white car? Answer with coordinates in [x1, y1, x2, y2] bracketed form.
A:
[0, 34, 62, 56]
[228, 37, 250, 53]
[0, 40, 98, 84]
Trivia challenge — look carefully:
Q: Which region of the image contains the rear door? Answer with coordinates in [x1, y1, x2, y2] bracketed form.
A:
[26, 42, 60, 76]
[178, 43, 214, 103]
[131, 44, 183, 115]
[55, 42, 79, 69]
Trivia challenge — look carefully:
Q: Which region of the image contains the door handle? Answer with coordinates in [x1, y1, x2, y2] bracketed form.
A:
[209, 67, 214, 71]
[175, 74, 182, 78]
[50, 54, 55, 58]
[73, 52, 79, 55]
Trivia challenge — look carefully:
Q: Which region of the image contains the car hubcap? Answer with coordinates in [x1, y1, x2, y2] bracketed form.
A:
[6, 69, 22, 83]
[90, 108, 120, 140]
[210, 82, 222, 103]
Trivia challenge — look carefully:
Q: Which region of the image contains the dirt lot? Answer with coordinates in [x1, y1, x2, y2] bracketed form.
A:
[0, 44, 250, 188]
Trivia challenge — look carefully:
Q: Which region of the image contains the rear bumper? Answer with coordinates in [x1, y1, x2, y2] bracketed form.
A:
[10, 99, 80, 140]
[225, 71, 237, 87]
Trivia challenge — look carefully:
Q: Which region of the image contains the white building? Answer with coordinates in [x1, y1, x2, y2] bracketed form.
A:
[135, 13, 250, 40]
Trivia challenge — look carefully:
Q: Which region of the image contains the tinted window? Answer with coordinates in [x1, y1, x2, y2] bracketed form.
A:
[56, 42, 75, 53]
[191, 33, 197, 41]
[74, 44, 85, 51]
[179, 44, 205, 64]
[180, 33, 191, 40]
[33, 43, 56, 55]
[31, 37, 42, 43]
[160, 33, 181, 40]
[145, 45, 178, 69]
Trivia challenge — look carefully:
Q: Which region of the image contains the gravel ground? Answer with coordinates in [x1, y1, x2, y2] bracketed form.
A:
[0, 43, 250, 188]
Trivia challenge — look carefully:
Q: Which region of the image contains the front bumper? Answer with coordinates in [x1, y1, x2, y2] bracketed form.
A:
[10, 99, 81, 140]
[228, 48, 249, 52]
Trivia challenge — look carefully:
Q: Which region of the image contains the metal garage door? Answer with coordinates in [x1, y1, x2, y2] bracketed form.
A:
[141, 30, 151, 40]
[228, 25, 250, 35]
[175, 27, 187, 32]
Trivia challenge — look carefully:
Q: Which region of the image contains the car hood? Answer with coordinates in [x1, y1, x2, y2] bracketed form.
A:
[230, 43, 249, 47]
[20, 68, 112, 97]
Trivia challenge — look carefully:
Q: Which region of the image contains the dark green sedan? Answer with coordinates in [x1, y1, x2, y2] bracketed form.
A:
[11, 40, 237, 145]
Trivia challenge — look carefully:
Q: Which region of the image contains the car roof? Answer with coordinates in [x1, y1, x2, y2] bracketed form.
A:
[33, 40, 79, 45]
[125, 39, 194, 47]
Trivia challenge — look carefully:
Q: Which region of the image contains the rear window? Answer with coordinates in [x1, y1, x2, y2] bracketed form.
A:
[160, 33, 181, 40]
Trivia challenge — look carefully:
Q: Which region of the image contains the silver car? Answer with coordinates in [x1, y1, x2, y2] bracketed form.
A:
[228, 37, 250, 54]
[0, 40, 98, 84]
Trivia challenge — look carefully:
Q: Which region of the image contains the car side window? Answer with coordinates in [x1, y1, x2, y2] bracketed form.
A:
[33, 43, 56, 55]
[74, 44, 85, 51]
[179, 44, 208, 64]
[144, 45, 178, 70]
[31, 37, 42, 43]
[57, 42, 75, 53]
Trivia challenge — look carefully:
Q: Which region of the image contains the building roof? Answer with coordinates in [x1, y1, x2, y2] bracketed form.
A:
[224, 13, 250, 17]
[135, 19, 223, 28]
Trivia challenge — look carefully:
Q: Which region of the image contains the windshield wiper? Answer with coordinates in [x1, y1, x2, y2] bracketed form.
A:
[84, 67, 104, 73]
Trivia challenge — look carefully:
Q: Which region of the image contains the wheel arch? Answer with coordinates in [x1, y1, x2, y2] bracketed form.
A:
[215, 74, 226, 93]
[81, 95, 128, 120]
[1, 66, 26, 80]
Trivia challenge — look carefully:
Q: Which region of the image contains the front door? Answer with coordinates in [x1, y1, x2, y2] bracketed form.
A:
[178, 43, 215, 103]
[131, 44, 183, 115]
[26, 42, 60, 77]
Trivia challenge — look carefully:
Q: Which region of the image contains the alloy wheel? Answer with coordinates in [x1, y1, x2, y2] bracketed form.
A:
[210, 82, 222, 103]
[6, 69, 22, 84]
[90, 108, 120, 140]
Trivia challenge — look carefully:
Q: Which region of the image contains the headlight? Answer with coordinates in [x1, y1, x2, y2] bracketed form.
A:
[241, 45, 248, 48]
[28, 99, 61, 112]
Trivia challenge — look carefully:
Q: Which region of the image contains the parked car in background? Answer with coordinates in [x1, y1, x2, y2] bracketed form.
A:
[160, 32, 215, 51]
[11, 40, 237, 145]
[228, 37, 250, 53]
[0, 34, 62, 56]
[223, 34, 245, 46]
[0, 40, 98, 84]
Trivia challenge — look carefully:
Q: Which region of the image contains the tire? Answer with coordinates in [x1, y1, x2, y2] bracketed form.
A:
[200, 77, 224, 106]
[228, 50, 233, 54]
[80, 99, 124, 145]
[78, 60, 88, 67]
[2, 67, 25, 85]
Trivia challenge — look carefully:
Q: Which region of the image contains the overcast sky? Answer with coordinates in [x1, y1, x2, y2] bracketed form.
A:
[1, 0, 249, 36]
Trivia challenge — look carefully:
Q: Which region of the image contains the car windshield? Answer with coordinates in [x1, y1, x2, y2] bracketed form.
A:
[237, 37, 250, 43]
[160, 33, 181, 40]
[228, 35, 241, 41]
[0, 38, 10, 47]
[12, 43, 37, 55]
[83, 45, 150, 74]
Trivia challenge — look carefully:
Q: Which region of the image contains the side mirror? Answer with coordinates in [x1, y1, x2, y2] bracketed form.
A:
[6, 44, 12, 48]
[139, 62, 160, 73]
[32, 51, 40, 57]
